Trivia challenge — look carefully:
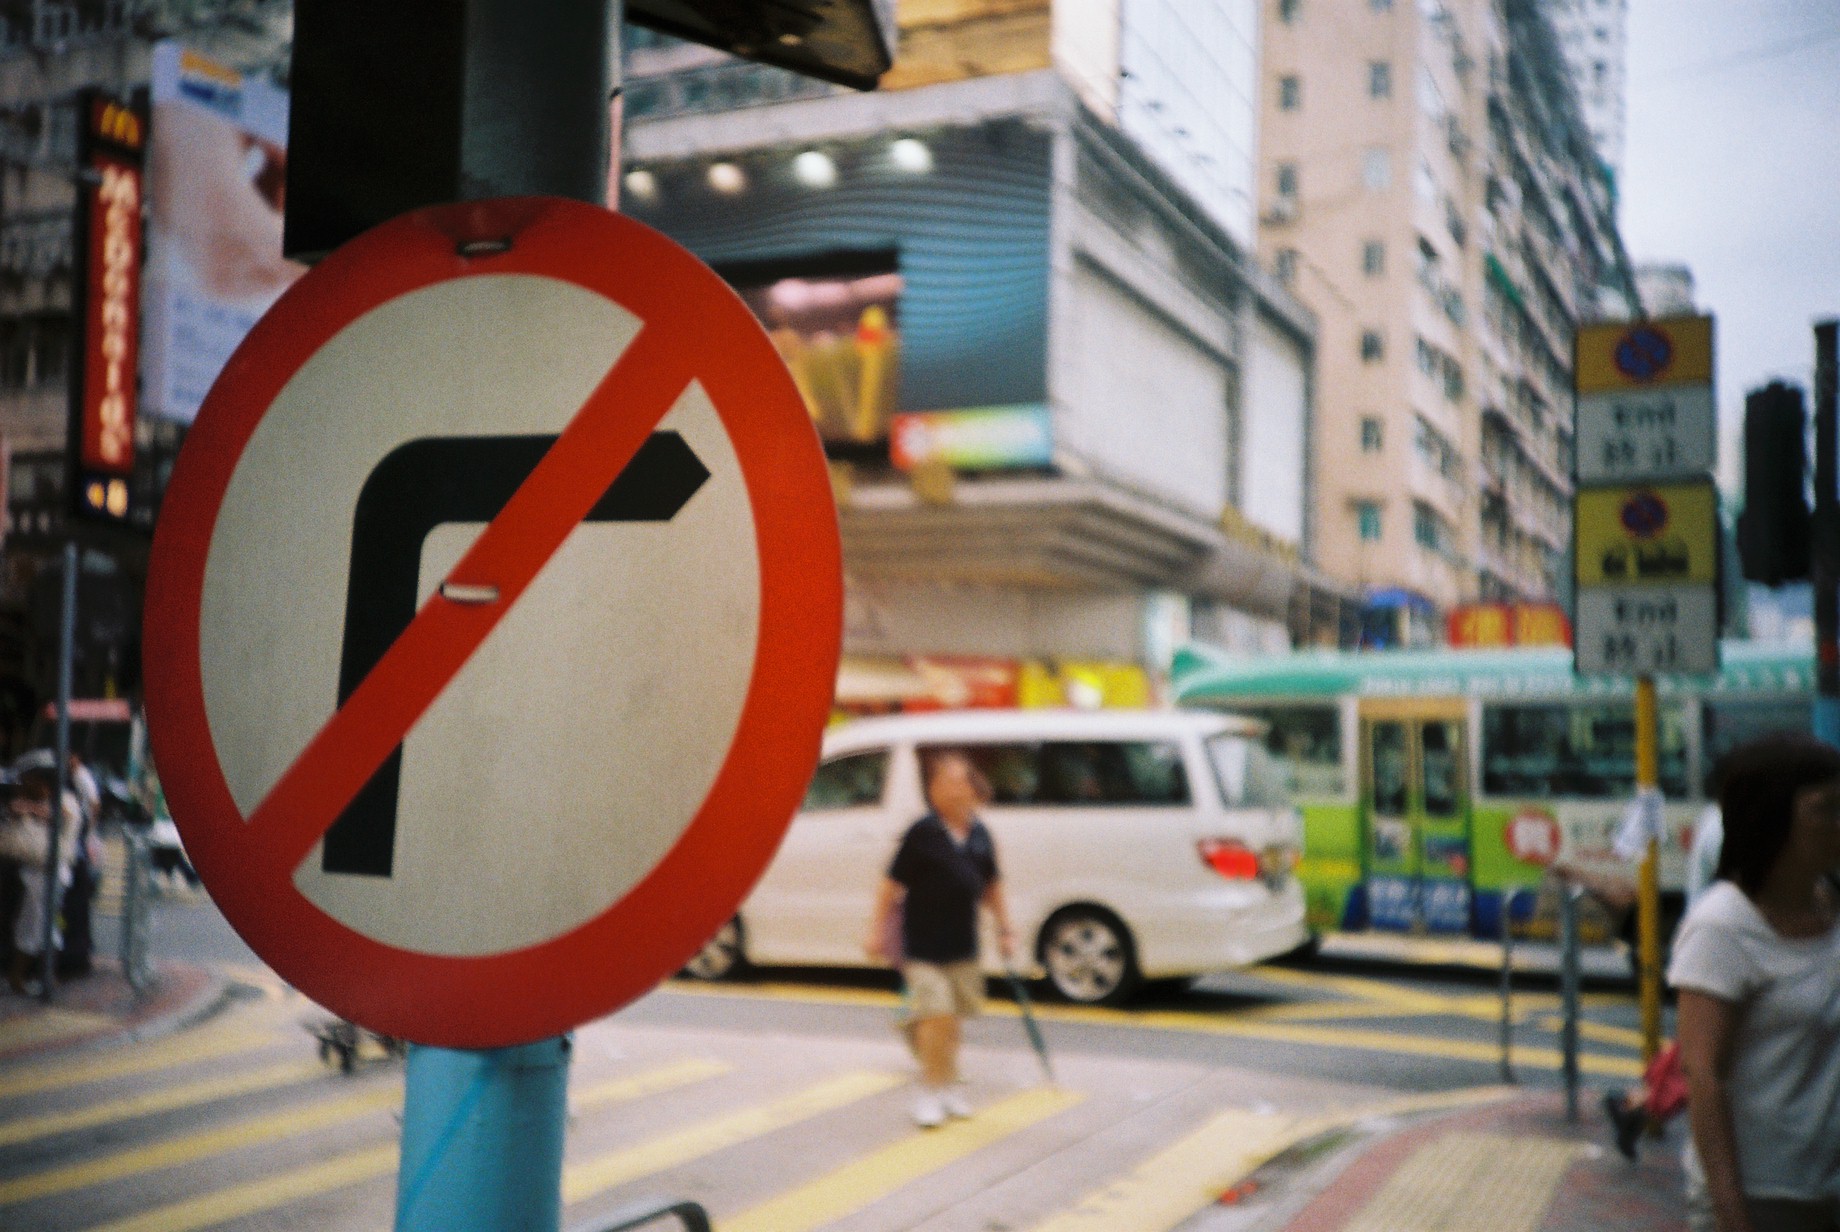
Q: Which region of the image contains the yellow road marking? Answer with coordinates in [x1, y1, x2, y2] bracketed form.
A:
[1027, 1108, 1309, 1232]
[1533, 1014, 1649, 1049]
[77, 1145, 398, 1232]
[572, 1057, 731, 1113]
[1342, 1132, 1581, 1231]
[1028, 1086, 1521, 1232]
[563, 1070, 903, 1203]
[0, 1007, 117, 1053]
[723, 1087, 1085, 1232]
[64, 1058, 730, 1232]
[660, 984, 1645, 1077]
[0, 1028, 277, 1100]
[0, 1059, 325, 1148]
[0, 1084, 402, 1205]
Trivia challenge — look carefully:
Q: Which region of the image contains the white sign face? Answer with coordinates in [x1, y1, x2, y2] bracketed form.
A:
[1574, 583, 1718, 677]
[1575, 384, 1716, 484]
[199, 275, 761, 955]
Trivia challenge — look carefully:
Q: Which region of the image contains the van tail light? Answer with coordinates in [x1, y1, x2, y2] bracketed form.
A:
[1198, 838, 1261, 880]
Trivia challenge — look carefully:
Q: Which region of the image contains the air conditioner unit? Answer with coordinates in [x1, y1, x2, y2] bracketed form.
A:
[1262, 197, 1298, 225]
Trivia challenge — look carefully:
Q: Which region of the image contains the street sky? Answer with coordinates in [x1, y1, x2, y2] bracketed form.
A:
[1621, 0, 1840, 491]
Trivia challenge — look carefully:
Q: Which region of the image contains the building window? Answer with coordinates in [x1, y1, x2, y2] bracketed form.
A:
[1360, 416, 1384, 452]
[1369, 61, 1393, 99]
[1356, 501, 1382, 542]
[1275, 162, 1299, 198]
[1278, 75, 1301, 110]
[1362, 239, 1385, 276]
[1361, 330, 1385, 362]
[1414, 503, 1442, 551]
[1362, 148, 1392, 190]
[1278, 0, 1300, 22]
[1274, 248, 1299, 283]
[1442, 355, 1465, 401]
[1370, 0, 1392, 9]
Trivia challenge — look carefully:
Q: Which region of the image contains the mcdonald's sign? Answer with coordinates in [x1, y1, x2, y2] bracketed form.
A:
[88, 95, 145, 153]
[69, 90, 145, 525]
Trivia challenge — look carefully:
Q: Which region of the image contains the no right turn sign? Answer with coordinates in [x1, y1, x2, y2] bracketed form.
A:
[144, 198, 844, 1047]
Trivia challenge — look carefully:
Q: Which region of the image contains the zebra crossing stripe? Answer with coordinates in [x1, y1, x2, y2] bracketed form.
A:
[0, 1083, 403, 1205]
[0, 1058, 324, 1148]
[54, 1057, 736, 1232]
[0, 1028, 277, 1100]
[563, 1070, 904, 1203]
[723, 1087, 1086, 1232]
[0, 1007, 116, 1054]
[76, 1143, 399, 1232]
[1025, 1108, 1311, 1232]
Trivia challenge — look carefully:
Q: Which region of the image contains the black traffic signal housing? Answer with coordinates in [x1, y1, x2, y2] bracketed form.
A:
[1736, 381, 1811, 585]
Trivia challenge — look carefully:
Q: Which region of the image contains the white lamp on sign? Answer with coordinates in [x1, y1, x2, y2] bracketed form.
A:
[890, 137, 933, 174]
[707, 161, 747, 194]
[792, 150, 838, 188]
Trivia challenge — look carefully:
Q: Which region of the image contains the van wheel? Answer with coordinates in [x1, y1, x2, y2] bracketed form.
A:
[1039, 909, 1140, 1006]
[681, 918, 746, 980]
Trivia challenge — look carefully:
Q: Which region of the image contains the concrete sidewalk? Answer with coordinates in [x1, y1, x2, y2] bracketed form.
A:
[1191, 1086, 1687, 1232]
[0, 958, 227, 1063]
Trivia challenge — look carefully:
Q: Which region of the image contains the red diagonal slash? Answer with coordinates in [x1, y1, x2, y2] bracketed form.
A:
[244, 327, 696, 877]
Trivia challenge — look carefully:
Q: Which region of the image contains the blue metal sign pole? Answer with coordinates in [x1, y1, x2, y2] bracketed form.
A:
[395, 1039, 572, 1231]
[286, 0, 623, 1224]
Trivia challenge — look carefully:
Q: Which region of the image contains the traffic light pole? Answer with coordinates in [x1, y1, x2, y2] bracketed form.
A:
[1814, 321, 1839, 745]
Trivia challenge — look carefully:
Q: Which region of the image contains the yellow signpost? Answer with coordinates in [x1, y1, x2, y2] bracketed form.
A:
[1572, 314, 1718, 1068]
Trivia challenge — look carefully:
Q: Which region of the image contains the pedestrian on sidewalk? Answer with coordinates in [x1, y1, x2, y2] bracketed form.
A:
[1, 757, 82, 995]
[866, 751, 1016, 1129]
[1670, 733, 1840, 1232]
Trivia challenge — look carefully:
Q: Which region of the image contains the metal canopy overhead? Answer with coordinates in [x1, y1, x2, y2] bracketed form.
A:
[629, 0, 895, 90]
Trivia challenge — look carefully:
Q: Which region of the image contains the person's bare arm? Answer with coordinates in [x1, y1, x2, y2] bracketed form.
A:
[865, 877, 903, 961]
[1678, 988, 1751, 1232]
[982, 878, 1015, 960]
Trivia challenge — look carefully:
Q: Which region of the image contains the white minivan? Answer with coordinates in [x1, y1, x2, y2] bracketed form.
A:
[685, 709, 1308, 1004]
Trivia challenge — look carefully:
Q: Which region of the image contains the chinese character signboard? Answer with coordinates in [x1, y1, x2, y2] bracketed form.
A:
[1572, 316, 1719, 676]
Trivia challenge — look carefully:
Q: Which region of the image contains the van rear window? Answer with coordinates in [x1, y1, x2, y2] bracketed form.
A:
[920, 742, 1190, 806]
[1205, 734, 1292, 808]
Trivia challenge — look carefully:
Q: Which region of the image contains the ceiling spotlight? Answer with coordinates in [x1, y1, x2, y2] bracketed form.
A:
[792, 150, 838, 188]
[890, 137, 933, 174]
[707, 161, 746, 194]
[622, 168, 657, 201]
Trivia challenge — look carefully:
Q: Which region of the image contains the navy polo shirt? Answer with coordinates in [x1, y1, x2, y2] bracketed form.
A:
[888, 813, 1000, 963]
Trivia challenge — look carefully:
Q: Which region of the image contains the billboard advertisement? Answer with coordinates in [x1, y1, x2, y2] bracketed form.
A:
[733, 266, 903, 448]
[142, 41, 304, 424]
[69, 93, 145, 522]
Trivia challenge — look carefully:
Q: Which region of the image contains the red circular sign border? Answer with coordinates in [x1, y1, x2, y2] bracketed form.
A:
[143, 198, 844, 1048]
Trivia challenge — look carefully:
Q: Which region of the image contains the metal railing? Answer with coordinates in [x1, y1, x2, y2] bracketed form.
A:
[117, 827, 155, 993]
[578, 1199, 712, 1232]
[1498, 879, 1584, 1120]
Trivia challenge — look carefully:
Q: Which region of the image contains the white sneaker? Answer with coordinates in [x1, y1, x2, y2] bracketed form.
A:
[943, 1088, 973, 1120]
[912, 1089, 946, 1129]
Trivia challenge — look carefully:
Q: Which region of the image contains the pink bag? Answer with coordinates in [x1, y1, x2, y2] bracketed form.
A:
[1643, 1042, 1688, 1121]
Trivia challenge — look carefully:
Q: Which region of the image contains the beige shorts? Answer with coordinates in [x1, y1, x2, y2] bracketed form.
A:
[903, 959, 985, 1020]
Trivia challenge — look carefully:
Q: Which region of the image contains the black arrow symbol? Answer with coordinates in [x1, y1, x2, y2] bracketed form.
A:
[324, 432, 710, 878]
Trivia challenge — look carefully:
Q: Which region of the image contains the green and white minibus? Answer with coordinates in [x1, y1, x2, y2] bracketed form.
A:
[1172, 640, 1814, 942]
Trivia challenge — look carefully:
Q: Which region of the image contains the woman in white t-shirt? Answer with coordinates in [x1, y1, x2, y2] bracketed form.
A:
[1669, 734, 1840, 1232]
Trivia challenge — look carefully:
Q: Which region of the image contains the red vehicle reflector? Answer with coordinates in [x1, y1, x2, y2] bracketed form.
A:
[1198, 838, 1261, 880]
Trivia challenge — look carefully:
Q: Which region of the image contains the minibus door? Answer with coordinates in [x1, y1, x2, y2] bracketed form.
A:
[1360, 704, 1471, 933]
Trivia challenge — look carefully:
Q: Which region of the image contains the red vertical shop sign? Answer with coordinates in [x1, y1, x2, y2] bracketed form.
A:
[69, 93, 145, 523]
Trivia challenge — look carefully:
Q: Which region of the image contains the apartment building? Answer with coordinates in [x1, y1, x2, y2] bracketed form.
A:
[1259, 0, 1638, 631]
[1543, 0, 1628, 187]
[624, 1, 1356, 707]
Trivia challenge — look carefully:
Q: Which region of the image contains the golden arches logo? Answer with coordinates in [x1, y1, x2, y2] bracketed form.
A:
[92, 101, 142, 149]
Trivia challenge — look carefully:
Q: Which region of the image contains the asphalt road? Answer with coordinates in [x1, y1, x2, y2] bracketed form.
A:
[4, 886, 1663, 1232]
